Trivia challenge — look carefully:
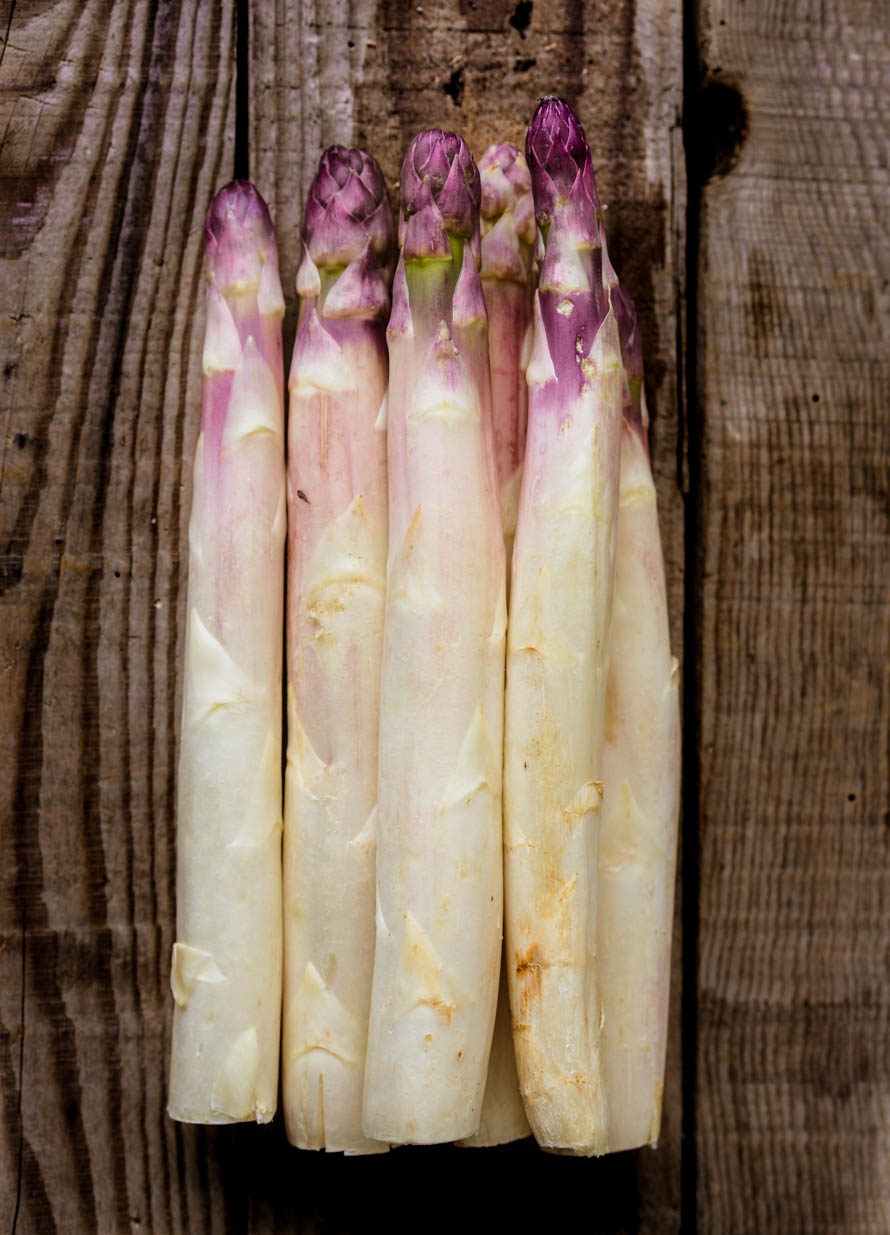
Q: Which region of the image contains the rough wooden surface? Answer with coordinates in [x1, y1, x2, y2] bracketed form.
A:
[1, 0, 686, 1230]
[694, 0, 890, 1229]
[0, 1, 237, 1229]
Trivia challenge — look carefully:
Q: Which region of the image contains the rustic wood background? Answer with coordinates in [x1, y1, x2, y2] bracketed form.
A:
[0, 0, 886, 1230]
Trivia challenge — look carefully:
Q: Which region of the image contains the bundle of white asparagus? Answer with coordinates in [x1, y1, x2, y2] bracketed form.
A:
[170, 99, 678, 1158]
[504, 97, 680, 1155]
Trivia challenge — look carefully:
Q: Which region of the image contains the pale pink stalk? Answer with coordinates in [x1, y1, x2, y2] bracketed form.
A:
[169, 181, 286, 1124]
[458, 142, 535, 1149]
[597, 271, 680, 1152]
[282, 147, 394, 1155]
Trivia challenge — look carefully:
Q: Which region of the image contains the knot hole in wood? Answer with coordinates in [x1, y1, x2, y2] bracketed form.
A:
[687, 78, 748, 187]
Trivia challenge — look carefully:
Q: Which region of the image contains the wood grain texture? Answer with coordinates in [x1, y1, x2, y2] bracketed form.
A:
[1, 0, 685, 1231]
[251, 1, 686, 1231]
[0, 1, 239, 1229]
[694, 0, 890, 1229]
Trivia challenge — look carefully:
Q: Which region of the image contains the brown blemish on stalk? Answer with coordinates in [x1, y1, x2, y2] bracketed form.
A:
[436, 999, 455, 1023]
[558, 872, 578, 903]
[306, 588, 347, 631]
[515, 945, 543, 979]
[515, 944, 544, 1018]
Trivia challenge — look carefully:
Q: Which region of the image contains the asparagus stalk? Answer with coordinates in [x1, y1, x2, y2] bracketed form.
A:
[597, 269, 681, 1151]
[458, 142, 535, 1149]
[478, 142, 536, 571]
[282, 147, 394, 1154]
[169, 182, 286, 1124]
[457, 959, 530, 1146]
[362, 130, 507, 1144]
[503, 99, 623, 1153]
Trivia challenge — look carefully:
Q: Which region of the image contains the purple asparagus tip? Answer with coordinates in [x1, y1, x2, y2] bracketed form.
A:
[525, 97, 600, 235]
[524, 100, 608, 391]
[204, 181, 277, 292]
[205, 181, 273, 246]
[399, 130, 481, 260]
[478, 143, 535, 281]
[303, 146, 395, 272]
[479, 142, 531, 219]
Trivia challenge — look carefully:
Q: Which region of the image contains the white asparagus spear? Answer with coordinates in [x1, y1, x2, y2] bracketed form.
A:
[478, 141, 536, 573]
[598, 275, 681, 1152]
[362, 130, 506, 1145]
[282, 147, 394, 1154]
[169, 182, 286, 1124]
[458, 142, 535, 1149]
[457, 957, 530, 1147]
[504, 99, 623, 1153]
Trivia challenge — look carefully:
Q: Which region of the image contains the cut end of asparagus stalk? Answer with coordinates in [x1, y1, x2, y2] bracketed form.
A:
[399, 130, 481, 260]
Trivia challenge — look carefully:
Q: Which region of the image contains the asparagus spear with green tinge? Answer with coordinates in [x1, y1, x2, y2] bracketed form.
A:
[362, 130, 506, 1145]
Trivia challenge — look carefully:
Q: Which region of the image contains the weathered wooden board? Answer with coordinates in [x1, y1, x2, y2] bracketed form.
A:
[1, 0, 685, 1231]
[694, 0, 890, 1229]
[0, 1, 239, 1229]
